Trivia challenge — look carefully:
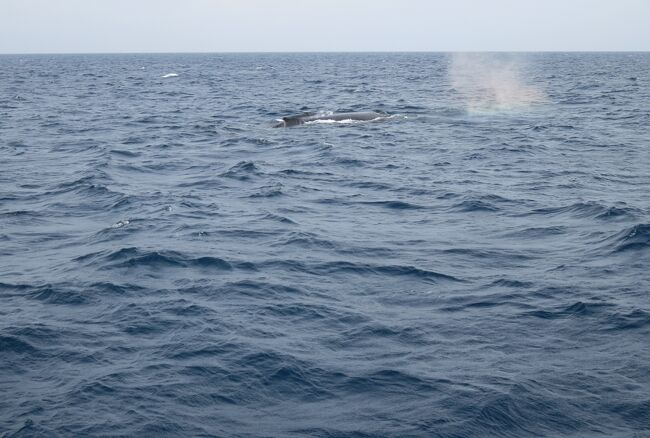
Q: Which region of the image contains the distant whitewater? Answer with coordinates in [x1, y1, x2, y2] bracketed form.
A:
[0, 52, 648, 437]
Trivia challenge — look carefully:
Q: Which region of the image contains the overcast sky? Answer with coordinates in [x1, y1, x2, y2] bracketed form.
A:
[1, 0, 649, 53]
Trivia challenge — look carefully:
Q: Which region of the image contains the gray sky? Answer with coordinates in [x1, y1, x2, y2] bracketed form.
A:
[1, 0, 649, 53]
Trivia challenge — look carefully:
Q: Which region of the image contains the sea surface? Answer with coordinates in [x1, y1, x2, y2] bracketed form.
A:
[1, 52, 649, 437]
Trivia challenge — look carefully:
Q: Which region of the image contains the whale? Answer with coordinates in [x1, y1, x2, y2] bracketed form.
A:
[273, 111, 387, 128]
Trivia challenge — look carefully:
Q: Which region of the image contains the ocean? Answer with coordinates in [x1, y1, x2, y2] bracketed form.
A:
[1, 52, 649, 437]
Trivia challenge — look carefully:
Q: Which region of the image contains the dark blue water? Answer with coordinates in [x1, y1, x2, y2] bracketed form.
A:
[1, 53, 649, 437]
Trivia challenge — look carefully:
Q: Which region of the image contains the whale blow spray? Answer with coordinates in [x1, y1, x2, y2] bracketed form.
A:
[449, 53, 546, 113]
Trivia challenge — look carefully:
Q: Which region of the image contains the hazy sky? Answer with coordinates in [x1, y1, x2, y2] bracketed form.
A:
[1, 0, 649, 53]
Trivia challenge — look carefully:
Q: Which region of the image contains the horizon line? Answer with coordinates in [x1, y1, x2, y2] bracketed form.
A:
[1, 49, 649, 56]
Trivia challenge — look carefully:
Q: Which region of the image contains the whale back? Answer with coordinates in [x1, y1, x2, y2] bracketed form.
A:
[273, 111, 387, 127]
[322, 111, 384, 121]
[281, 112, 315, 127]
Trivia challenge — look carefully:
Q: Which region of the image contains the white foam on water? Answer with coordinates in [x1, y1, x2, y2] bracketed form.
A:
[161, 73, 178, 78]
[111, 220, 130, 228]
[304, 116, 387, 125]
[305, 119, 357, 125]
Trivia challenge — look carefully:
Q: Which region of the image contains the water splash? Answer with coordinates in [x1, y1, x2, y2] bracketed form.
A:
[449, 53, 546, 113]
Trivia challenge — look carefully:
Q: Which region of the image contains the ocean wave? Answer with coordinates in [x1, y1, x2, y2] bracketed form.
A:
[109, 148, 141, 157]
[598, 223, 650, 254]
[443, 247, 535, 262]
[524, 301, 615, 319]
[359, 200, 425, 210]
[613, 224, 650, 252]
[260, 212, 297, 224]
[248, 184, 283, 198]
[220, 160, 261, 180]
[605, 309, 650, 331]
[78, 247, 234, 271]
[528, 201, 641, 220]
[451, 199, 499, 212]
[27, 284, 92, 305]
[487, 279, 535, 289]
[0, 335, 39, 354]
[459, 381, 586, 437]
[72, 245, 464, 284]
[273, 231, 337, 249]
[256, 302, 369, 327]
[258, 260, 463, 283]
[502, 226, 567, 238]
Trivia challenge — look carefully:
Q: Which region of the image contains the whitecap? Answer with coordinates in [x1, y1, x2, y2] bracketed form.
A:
[111, 220, 130, 228]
